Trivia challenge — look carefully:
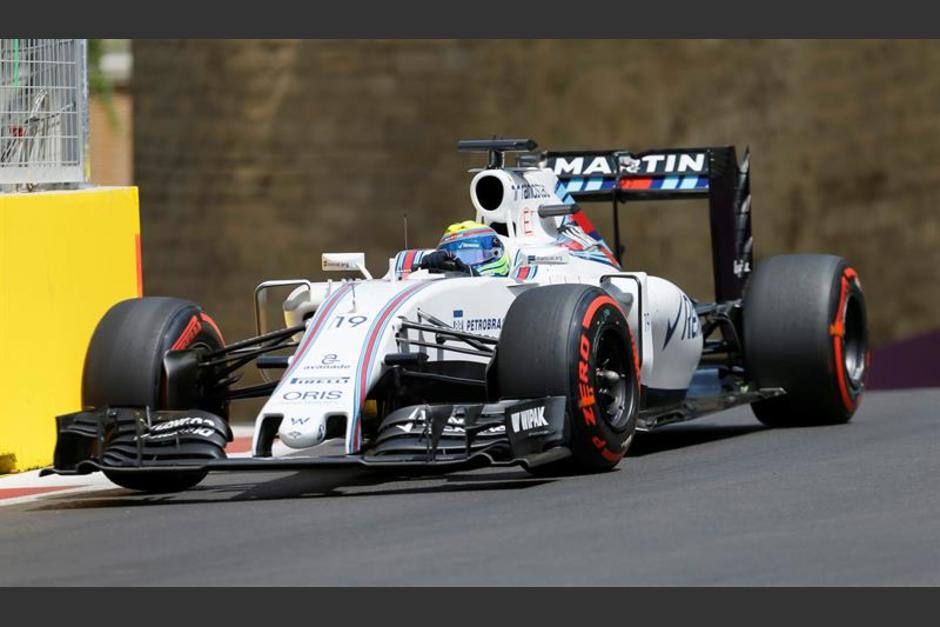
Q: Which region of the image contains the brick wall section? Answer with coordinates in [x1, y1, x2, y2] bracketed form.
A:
[134, 40, 940, 348]
[89, 92, 133, 186]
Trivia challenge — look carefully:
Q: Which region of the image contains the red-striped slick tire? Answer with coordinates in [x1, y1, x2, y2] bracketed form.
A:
[498, 284, 639, 473]
[743, 255, 869, 427]
[82, 297, 228, 492]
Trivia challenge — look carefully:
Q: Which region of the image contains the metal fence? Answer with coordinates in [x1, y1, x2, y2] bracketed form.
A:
[0, 39, 87, 189]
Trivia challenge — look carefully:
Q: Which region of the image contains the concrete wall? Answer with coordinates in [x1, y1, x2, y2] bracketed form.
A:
[133, 40, 940, 349]
[0, 187, 141, 472]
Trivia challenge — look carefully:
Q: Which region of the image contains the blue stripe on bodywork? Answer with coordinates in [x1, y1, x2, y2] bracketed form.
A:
[275, 282, 354, 385]
[679, 176, 699, 189]
[350, 281, 432, 452]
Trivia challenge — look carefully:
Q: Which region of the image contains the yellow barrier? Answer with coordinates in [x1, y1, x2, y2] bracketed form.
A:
[0, 187, 140, 472]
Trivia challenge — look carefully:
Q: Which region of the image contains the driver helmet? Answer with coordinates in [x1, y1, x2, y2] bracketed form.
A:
[439, 221, 510, 277]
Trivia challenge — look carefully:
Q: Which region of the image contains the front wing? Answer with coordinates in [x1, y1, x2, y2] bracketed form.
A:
[42, 397, 571, 478]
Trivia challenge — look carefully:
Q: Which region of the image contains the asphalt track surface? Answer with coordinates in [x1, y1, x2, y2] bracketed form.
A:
[1, 388, 937, 585]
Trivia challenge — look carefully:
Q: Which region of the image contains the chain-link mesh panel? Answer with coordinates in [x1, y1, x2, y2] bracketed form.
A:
[0, 38, 87, 188]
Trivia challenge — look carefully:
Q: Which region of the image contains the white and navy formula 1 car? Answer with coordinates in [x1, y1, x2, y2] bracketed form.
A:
[45, 138, 869, 492]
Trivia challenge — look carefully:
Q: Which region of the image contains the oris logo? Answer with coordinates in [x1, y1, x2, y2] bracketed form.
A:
[281, 390, 343, 402]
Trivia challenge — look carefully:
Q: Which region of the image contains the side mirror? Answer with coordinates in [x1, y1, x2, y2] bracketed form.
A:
[321, 252, 372, 279]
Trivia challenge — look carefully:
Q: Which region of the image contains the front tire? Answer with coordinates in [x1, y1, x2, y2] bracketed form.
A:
[83, 297, 228, 492]
[498, 285, 639, 473]
[743, 254, 868, 427]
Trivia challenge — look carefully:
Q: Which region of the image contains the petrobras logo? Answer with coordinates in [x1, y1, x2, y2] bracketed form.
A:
[509, 405, 549, 433]
[453, 316, 502, 333]
[548, 152, 707, 177]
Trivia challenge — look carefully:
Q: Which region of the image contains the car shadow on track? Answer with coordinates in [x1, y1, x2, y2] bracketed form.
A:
[628, 423, 767, 457]
[29, 422, 766, 510]
[29, 468, 555, 510]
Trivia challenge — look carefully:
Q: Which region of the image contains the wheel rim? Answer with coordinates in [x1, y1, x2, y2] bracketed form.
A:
[842, 293, 867, 389]
[593, 328, 635, 432]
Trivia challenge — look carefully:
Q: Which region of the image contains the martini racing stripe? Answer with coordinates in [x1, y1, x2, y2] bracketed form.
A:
[570, 250, 620, 268]
[556, 176, 708, 199]
[350, 281, 434, 452]
[513, 265, 538, 280]
[394, 249, 431, 277]
[279, 282, 354, 384]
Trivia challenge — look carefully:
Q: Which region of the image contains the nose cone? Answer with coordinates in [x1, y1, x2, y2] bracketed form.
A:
[278, 416, 328, 449]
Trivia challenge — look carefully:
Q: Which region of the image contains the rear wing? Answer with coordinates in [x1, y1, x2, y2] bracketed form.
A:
[524, 146, 752, 303]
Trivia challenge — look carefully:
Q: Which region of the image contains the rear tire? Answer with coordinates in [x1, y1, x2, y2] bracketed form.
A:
[498, 285, 639, 473]
[743, 255, 868, 427]
[83, 297, 227, 492]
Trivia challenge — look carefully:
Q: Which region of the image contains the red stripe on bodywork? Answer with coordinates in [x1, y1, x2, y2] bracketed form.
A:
[571, 209, 604, 242]
[570, 210, 620, 267]
[619, 178, 653, 190]
[357, 284, 426, 402]
[402, 249, 417, 276]
[281, 283, 353, 381]
[354, 282, 430, 450]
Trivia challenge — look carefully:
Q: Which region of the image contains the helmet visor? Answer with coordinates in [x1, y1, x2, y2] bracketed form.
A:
[439, 234, 504, 267]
